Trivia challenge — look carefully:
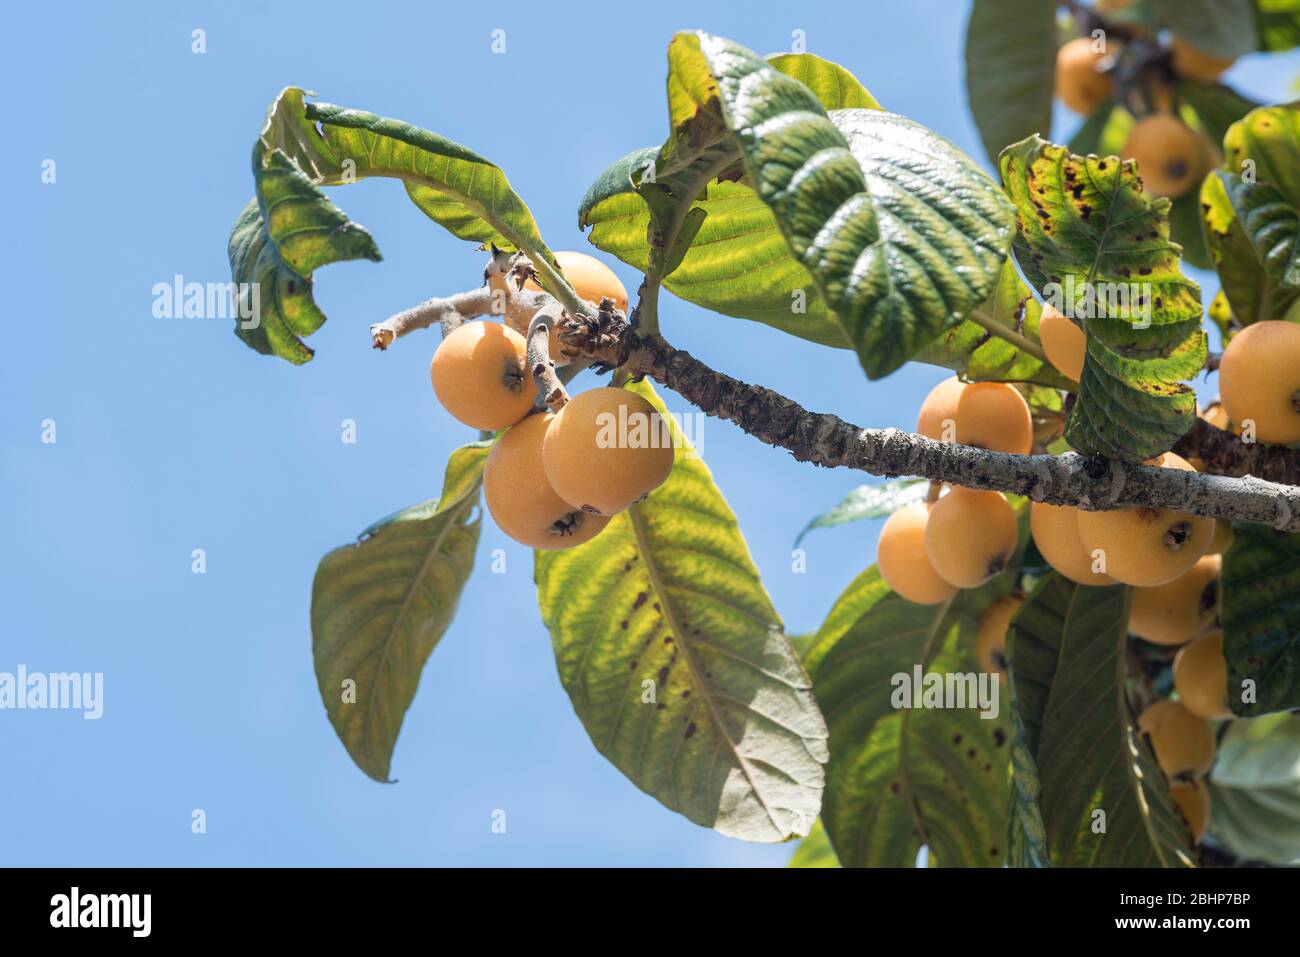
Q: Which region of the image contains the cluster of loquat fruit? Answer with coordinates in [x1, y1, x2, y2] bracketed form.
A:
[874, 297, 1300, 845]
[429, 252, 674, 550]
[1054, 18, 1232, 199]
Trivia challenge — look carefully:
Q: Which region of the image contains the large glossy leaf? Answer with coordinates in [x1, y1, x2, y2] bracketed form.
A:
[1217, 174, 1300, 286]
[1221, 523, 1300, 717]
[766, 53, 882, 110]
[1208, 713, 1300, 864]
[576, 51, 883, 349]
[310, 441, 488, 781]
[964, 0, 1056, 166]
[806, 510, 1028, 867]
[227, 151, 381, 364]
[808, 572, 1017, 867]
[1000, 135, 1205, 462]
[1008, 574, 1196, 866]
[1202, 171, 1300, 327]
[229, 87, 559, 361]
[534, 381, 827, 842]
[793, 478, 927, 547]
[583, 34, 1015, 378]
[1148, 0, 1259, 59]
[913, 258, 1073, 388]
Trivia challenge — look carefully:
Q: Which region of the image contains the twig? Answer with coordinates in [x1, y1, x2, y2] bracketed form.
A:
[556, 307, 1300, 532]
[525, 305, 570, 412]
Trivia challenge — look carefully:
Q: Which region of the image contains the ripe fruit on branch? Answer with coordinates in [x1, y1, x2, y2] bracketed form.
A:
[975, 593, 1024, 682]
[1218, 320, 1300, 445]
[1137, 698, 1216, 780]
[1038, 304, 1086, 382]
[1168, 779, 1211, 843]
[1075, 451, 1213, 587]
[430, 322, 535, 430]
[1174, 631, 1233, 720]
[916, 376, 1033, 455]
[1030, 502, 1114, 586]
[924, 488, 1019, 589]
[1123, 113, 1206, 199]
[542, 387, 674, 515]
[1206, 520, 1233, 556]
[877, 502, 959, 605]
[1128, 554, 1220, 646]
[1055, 37, 1114, 116]
[524, 251, 629, 367]
[484, 412, 610, 550]
[1171, 37, 1236, 82]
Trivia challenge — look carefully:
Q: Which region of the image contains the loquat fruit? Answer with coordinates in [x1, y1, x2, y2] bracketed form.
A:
[1030, 501, 1114, 586]
[1137, 698, 1216, 780]
[1039, 303, 1086, 382]
[483, 412, 610, 550]
[1075, 452, 1213, 587]
[1218, 320, 1300, 445]
[1055, 37, 1114, 116]
[924, 488, 1020, 589]
[1123, 113, 1204, 198]
[542, 387, 675, 515]
[1128, 554, 1220, 646]
[916, 376, 1034, 455]
[1168, 778, 1211, 843]
[1174, 631, 1234, 721]
[877, 502, 960, 606]
[430, 321, 535, 431]
[1171, 36, 1236, 82]
[1207, 520, 1233, 555]
[975, 593, 1024, 682]
[524, 251, 629, 367]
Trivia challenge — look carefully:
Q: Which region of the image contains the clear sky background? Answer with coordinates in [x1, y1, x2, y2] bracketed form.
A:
[2, 1, 1297, 867]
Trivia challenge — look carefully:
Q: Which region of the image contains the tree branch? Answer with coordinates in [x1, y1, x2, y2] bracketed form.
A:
[371, 275, 1300, 531]
[556, 308, 1300, 532]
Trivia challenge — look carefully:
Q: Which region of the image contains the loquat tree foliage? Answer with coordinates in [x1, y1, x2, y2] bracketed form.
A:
[228, 4, 1300, 866]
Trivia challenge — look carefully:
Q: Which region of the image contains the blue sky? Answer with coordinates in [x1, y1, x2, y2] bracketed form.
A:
[2, 1, 1296, 867]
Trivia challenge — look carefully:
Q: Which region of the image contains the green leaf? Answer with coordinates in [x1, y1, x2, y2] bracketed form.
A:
[1208, 713, 1300, 864]
[576, 50, 886, 350]
[766, 53, 882, 110]
[793, 478, 928, 547]
[1005, 684, 1048, 867]
[1000, 135, 1205, 462]
[1221, 523, 1300, 717]
[912, 258, 1073, 388]
[1008, 574, 1196, 866]
[788, 818, 842, 867]
[310, 442, 487, 781]
[581, 34, 1014, 377]
[227, 152, 381, 364]
[1218, 174, 1300, 286]
[964, 0, 1057, 166]
[534, 381, 827, 842]
[1148, 0, 1259, 59]
[1255, 0, 1300, 51]
[808, 567, 1018, 867]
[1202, 171, 1300, 327]
[1223, 101, 1300, 203]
